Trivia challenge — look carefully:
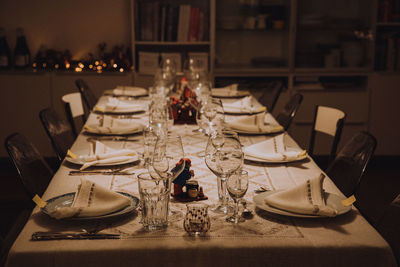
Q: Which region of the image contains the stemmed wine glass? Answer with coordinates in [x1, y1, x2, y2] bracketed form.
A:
[155, 58, 177, 94]
[188, 78, 211, 134]
[205, 130, 244, 214]
[226, 169, 248, 223]
[202, 97, 224, 136]
[152, 134, 185, 221]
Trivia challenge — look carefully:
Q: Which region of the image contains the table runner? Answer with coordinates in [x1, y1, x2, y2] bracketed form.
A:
[6, 96, 396, 267]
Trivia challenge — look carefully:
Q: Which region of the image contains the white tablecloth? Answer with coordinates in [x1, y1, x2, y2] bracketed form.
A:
[6, 96, 397, 267]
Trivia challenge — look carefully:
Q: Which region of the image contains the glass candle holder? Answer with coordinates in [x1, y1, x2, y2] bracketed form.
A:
[183, 203, 210, 236]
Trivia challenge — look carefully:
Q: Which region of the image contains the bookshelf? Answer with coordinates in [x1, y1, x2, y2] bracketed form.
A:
[131, 0, 215, 76]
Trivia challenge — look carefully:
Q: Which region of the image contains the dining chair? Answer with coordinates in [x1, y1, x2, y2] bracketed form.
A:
[308, 105, 346, 164]
[39, 108, 75, 163]
[258, 80, 284, 113]
[325, 131, 377, 198]
[275, 93, 303, 131]
[61, 92, 86, 137]
[75, 78, 98, 111]
[4, 133, 54, 199]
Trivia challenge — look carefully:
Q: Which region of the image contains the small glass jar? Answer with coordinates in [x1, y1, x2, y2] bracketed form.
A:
[183, 203, 210, 236]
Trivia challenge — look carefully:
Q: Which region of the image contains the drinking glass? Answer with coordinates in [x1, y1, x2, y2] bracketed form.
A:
[137, 172, 171, 230]
[160, 57, 177, 77]
[189, 80, 211, 134]
[183, 58, 200, 77]
[226, 169, 249, 223]
[166, 101, 174, 132]
[143, 125, 158, 167]
[154, 69, 175, 95]
[152, 134, 185, 220]
[153, 134, 185, 180]
[202, 97, 224, 136]
[205, 130, 244, 214]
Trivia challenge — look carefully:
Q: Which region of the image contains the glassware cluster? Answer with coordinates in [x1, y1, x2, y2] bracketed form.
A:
[139, 56, 249, 234]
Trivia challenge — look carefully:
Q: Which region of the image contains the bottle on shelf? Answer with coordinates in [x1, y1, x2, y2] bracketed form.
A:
[0, 28, 11, 70]
[14, 27, 30, 69]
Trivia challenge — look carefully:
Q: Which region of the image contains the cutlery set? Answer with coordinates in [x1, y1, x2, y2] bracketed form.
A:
[31, 231, 120, 241]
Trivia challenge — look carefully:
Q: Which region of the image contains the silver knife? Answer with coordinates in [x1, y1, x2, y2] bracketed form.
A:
[87, 137, 140, 142]
[31, 231, 120, 241]
[69, 170, 134, 176]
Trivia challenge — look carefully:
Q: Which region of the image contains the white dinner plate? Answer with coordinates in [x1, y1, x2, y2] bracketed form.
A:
[84, 124, 143, 136]
[65, 149, 139, 166]
[42, 192, 139, 220]
[94, 105, 146, 115]
[253, 191, 352, 218]
[211, 90, 250, 98]
[230, 125, 284, 135]
[104, 87, 148, 97]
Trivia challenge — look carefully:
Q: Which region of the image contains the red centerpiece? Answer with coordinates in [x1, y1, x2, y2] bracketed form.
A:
[169, 81, 198, 124]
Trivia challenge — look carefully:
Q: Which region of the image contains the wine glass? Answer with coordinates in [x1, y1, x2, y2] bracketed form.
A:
[226, 169, 248, 223]
[152, 134, 185, 221]
[148, 102, 168, 138]
[188, 79, 211, 134]
[160, 57, 177, 77]
[205, 130, 244, 214]
[202, 97, 224, 135]
[154, 69, 175, 95]
[149, 81, 168, 102]
[166, 101, 175, 132]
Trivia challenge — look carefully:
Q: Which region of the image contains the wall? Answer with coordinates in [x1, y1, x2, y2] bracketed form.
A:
[369, 73, 400, 155]
[0, 0, 131, 60]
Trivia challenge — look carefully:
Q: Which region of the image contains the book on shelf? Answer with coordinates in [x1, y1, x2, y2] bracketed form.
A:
[376, 33, 400, 71]
[152, 1, 160, 41]
[189, 7, 200, 41]
[135, 1, 208, 42]
[160, 4, 167, 42]
[138, 52, 159, 75]
[161, 53, 182, 72]
[134, 0, 140, 41]
[140, 2, 153, 41]
[188, 52, 209, 71]
[178, 5, 191, 42]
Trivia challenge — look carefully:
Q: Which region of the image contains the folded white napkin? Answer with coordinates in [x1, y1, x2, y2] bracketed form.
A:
[95, 97, 144, 113]
[223, 96, 265, 113]
[243, 133, 306, 161]
[113, 86, 147, 97]
[211, 84, 239, 96]
[48, 179, 131, 219]
[227, 112, 284, 133]
[84, 116, 143, 135]
[68, 141, 137, 170]
[264, 174, 338, 217]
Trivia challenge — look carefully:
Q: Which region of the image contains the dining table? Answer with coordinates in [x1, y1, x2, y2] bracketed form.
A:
[5, 91, 397, 267]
